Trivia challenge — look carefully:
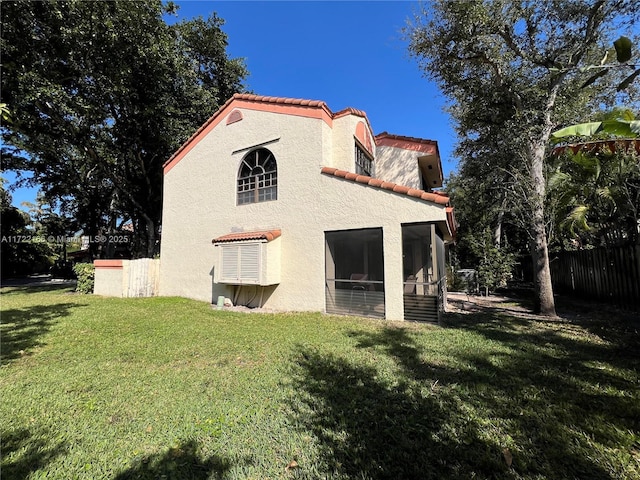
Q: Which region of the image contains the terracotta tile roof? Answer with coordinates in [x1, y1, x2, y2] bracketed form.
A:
[376, 132, 437, 145]
[432, 190, 449, 197]
[375, 132, 439, 154]
[232, 93, 327, 108]
[334, 106, 368, 119]
[164, 93, 375, 174]
[320, 167, 450, 206]
[212, 229, 282, 244]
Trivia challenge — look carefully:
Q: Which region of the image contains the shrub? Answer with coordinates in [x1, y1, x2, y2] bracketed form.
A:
[72, 262, 95, 294]
[446, 264, 468, 292]
[469, 228, 517, 295]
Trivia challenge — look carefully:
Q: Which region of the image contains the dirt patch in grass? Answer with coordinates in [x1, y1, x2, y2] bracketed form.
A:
[448, 289, 639, 322]
[447, 290, 640, 354]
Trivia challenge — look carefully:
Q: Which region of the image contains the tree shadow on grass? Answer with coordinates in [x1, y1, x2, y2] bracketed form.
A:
[289, 338, 506, 479]
[440, 311, 639, 478]
[1, 426, 68, 479]
[113, 439, 238, 480]
[290, 318, 635, 479]
[1, 300, 84, 365]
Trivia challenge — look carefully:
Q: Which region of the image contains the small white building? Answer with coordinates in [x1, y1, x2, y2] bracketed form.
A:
[158, 93, 455, 321]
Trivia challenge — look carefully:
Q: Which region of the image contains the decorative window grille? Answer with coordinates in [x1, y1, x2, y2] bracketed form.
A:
[355, 144, 374, 176]
[237, 148, 278, 205]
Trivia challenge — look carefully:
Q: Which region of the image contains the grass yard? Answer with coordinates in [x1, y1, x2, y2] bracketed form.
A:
[1, 286, 639, 479]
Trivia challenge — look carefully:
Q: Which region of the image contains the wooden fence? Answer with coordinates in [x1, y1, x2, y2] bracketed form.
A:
[550, 245, 640, 311]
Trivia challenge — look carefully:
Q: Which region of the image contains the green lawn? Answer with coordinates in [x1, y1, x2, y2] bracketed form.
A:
[1, 286, 638, 479]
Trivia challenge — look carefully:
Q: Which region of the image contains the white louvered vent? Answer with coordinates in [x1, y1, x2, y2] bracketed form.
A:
[216, 240, 280, 286]
[221, 245, 240, 280]
[239, 244, 260, 281]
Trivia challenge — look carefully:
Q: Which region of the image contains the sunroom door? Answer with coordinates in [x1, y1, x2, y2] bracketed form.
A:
[325, 228, 385, 318]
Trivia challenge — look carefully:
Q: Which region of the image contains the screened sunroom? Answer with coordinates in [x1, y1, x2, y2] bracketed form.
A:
[324, 223, 446, 322]
[325, 228, 385, 318]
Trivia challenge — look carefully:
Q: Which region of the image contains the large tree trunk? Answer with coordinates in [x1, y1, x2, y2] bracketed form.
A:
[529, 104, 558, 316]
[530, 203, 556, 315]
[523, 77, 564, 317]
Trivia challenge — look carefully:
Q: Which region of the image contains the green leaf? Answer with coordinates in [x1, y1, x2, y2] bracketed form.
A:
[561, 205, 591, 234]
[570, 152, 600, 177]
[547, 170, 571, 191]
[617, 108, 636, 122]
[617, 68, 640, 92]
[552, 120, 640, 139]
[613, 36, 632, 63]
[580, 69, 609, 89]
[600, 119, 640, 137]
[551, 122, 603, 139]
[595, 186, 612, 201]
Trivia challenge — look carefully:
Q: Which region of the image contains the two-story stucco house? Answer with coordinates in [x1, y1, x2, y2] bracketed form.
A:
[159, 94, 455, 322]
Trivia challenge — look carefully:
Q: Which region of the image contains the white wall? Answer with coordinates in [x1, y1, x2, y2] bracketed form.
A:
[375, 145, 422, 189]
[94, 267, 123, 297]
[160, 106, 447, 320]
[94, 259, 160, 298]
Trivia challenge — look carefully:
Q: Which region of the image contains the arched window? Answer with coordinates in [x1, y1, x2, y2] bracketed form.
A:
[237, 148, 278, 205]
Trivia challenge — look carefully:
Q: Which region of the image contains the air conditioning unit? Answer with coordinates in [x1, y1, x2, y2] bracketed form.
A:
[214, 238, 280, 286]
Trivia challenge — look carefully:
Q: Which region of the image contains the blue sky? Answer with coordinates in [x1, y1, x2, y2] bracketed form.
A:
[5, 0, 458, 208]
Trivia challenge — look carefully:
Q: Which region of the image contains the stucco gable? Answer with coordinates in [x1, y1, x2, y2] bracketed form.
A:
[375, 132, 444, 188]
[163, 93, 376, 175]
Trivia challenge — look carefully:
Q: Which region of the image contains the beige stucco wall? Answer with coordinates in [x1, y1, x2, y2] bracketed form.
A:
[159, 107, 446, 320]
[375, 145, 422, 189]
[94, 259, 160, 297]
[94, 267, 123, 297]
[330, 115, 375, 172]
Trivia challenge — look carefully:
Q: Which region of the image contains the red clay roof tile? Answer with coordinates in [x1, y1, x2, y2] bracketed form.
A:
[392, 185, 410, 195]
[334, 107, 368, 119]
[320, 167, 450, 206]
[233, 93, 327, 108]
[212, 229, 282, 244]
[375, 132, 437, 147]
[446, 206, 457, 238]
[375, 132, 439, 157]
[164, 94, 377, 174]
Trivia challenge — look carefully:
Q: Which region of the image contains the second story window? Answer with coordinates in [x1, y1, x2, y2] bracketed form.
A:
[355, 144, 374, 177]
[237, 148, 277, 205]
